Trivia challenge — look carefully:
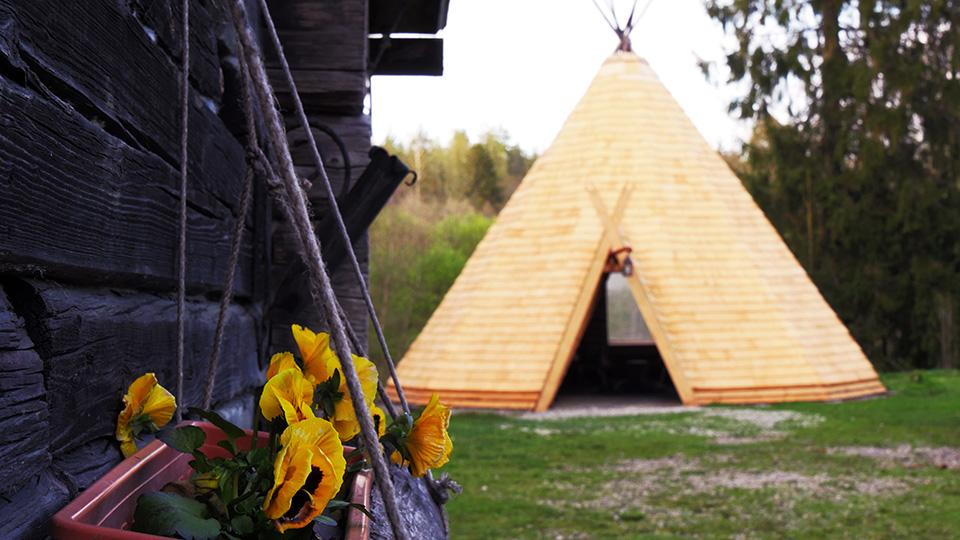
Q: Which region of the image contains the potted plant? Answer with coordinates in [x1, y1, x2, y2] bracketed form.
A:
[50, 324, 453, 540]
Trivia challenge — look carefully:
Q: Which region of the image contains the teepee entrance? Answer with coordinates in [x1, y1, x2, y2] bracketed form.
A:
[556, 272, 678, 401]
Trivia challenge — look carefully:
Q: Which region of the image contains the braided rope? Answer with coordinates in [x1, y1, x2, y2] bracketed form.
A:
[227, 3, 409, 538]
[255, 0, 413, 416]
[202, 165, 254, 410]
[174, 0, 190, 423]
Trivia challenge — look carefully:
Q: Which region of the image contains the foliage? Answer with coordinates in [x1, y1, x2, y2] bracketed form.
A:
[382, 129, 535, 214]
[122, 326, 454, 538]
[445, 370, 960, 539]
[370, 129, 536, 364]
[703, 1, 960, 370]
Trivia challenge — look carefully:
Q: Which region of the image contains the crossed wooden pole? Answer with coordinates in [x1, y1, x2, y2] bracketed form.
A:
[586, 185, 692, 404]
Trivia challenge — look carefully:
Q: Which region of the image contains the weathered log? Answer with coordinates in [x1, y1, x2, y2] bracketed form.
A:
[0, 78, 254, 295]
[0, 469, 72, 540]
[264, 0, 366, 71]
[266, 0, 366, 32]
[0, 0, 246, 197]
[369, 466, 448, 540]
[3, 280, 262, 486]
[269, 69, 366, 115]
[0, 289, 49, 496]
[131, 0, 223, 101]
[288, 113, 373, 173]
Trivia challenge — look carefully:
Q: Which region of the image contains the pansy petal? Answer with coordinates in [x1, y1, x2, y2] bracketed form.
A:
[140, 383, 176, 429]
[260, 368, 315, 423]
[270, 418, 346, 532]
[266, 351, 300, 381]
[292, 325, 337, 383]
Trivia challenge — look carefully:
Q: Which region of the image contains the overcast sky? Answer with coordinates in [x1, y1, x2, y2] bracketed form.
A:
[370, 0, 751, 154]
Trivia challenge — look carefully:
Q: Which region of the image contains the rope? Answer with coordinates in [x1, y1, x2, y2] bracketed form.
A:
[175, 0, 190, 423]
[590, 0, 619, 34]
[335, 300, 401, 420]
[227, 3, 409, 538]
[202, 165, 254, 409]
[256, 0, 413, 417]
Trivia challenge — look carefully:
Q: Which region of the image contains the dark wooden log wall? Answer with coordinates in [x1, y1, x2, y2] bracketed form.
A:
[0, 0, 399, 536]
[0, 0, 272, 537]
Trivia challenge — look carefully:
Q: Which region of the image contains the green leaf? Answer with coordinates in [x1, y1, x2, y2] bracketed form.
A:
[325, 499, 374, 519]
[189, 454, 213, 474]
[230, 515, 254, 535]
[314, 514, 338, 527]
[159, 425, 207, 455]
[217, 439, 238, 457]
[247, 446, 271, 469]
[189, 407, 246, 440]
[132, 492, 221, 540]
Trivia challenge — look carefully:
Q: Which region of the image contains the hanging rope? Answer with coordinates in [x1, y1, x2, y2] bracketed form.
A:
[226, 3, 409, 538]
[255, 0, 413, 417]
[590, 0, 619, 34]
[175, 0, 190, 424]
[202, 165, 254, 409]
[335, 300, 401, 420]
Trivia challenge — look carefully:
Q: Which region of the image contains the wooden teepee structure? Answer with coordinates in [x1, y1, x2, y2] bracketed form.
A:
[389, 45, 885, 411]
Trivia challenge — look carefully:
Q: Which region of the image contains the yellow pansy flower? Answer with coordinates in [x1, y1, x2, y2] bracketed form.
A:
[263, 418, 346, 532]
[392, 394, 453, 477]
[260, 368, 316, 425]
[371, 403, 388, 438]
[290, 325, 379, 442]
[116, 373, 176, 458]
[327, 355, 379, 442]
[291, 324, 337, 382]
[266, 351, 299, 381]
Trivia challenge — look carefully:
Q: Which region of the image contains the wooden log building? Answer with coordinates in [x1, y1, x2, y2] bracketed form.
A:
[0, 0, 447, 537]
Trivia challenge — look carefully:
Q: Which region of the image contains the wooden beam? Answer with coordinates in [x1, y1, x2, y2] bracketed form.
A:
[369, 0, 449, 34]
[369, 38, 443, 76]
[588, 186, 695, 404]
[0, 290, 49, 496]
[268, 69, 366, 115]
[534, 189, 635, 411]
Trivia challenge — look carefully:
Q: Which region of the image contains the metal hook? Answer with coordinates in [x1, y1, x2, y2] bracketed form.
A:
[403, 170, 418, 186]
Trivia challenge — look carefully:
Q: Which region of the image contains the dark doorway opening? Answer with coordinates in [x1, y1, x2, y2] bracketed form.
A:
[555, 273, 679, 401]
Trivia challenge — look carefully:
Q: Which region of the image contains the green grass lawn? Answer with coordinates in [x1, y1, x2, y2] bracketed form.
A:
[439, 371, 960, 539]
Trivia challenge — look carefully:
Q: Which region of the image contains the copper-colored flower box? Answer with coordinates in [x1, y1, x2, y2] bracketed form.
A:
[50, 421, 372, 540]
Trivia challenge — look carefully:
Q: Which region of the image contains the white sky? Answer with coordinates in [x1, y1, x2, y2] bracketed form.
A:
[371, 0, 752, 154]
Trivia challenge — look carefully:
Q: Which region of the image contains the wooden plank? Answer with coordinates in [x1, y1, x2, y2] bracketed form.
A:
[267, 0, 366, 33]
[11, 281, 261, 485]
[0, 78, 254, 295]
[369, 0, 448, 34]
[0, 0, 248, 184]
[267, 29, 366, 72]
[0, 289, 49, 496]
[269, 69, 366, 115]
[533, 191, 633, 411]
[288, 114, 373, 173]
[370, 38, 443, 76]
[131, 0, 222, 100]
[589, 186, 695, 404]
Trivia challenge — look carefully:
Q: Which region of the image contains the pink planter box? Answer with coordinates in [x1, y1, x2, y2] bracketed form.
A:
[50, 421, 372, 539]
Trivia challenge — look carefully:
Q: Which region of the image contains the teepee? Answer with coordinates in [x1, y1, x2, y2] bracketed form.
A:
[388, 45, 885, 411]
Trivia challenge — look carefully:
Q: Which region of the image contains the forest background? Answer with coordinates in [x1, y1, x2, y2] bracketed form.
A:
[369, 0, 960, 372]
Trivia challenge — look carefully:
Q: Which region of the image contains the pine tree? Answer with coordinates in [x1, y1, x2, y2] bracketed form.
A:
[706, 0, 960, 369]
